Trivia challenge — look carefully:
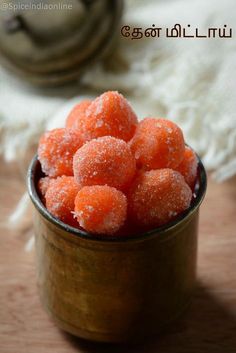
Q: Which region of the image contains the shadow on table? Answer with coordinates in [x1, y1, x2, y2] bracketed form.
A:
[63, 281, 236, 353]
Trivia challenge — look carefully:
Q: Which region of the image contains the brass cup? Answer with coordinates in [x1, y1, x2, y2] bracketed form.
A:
[27, 154, 207, 343]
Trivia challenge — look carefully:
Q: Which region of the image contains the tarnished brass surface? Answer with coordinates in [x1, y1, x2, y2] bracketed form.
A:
[28, 155, 207, 342]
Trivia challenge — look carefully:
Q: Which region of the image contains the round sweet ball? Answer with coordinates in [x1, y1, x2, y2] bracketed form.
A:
[130, 118, 185, 170]
[175, 146, 198, 189]
[76, 91, 138, 142]
[37, 176, 54, 204]
[128, 169, 192, 228]
[45, 176, 81, 227]
[74, 185, 127, 235]
[65, 100, 92, 129]
[73, 136, 136, 191]
[38, 128, 84, 177]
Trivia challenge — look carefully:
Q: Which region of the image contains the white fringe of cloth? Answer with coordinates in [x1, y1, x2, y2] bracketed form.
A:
[1, 0, 236, 250]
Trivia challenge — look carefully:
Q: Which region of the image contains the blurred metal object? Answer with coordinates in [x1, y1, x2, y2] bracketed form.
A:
[3, 14, 26, 33]
[80, 0, 94, 9]
[0, 0, 123, 86]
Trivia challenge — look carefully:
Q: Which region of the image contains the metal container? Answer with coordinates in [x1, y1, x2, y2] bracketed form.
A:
[27, 155, 207, 343]
[0, 0, 123, 86]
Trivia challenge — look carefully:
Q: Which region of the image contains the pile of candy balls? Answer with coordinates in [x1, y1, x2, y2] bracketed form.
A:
[37, 91, 198, 236]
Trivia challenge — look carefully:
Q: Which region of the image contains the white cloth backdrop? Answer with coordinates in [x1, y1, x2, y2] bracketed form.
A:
[0, 0, 236, 181]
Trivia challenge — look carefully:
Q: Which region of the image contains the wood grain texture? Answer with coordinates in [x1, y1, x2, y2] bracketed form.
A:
[0, 158, 236, 353]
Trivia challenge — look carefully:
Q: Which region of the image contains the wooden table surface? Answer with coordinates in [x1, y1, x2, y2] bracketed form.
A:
[1, 158, 236, 353]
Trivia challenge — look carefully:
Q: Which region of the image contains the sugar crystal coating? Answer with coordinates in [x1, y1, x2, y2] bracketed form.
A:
[45, 176, 81, 227]
[130, 118, 185, 170]
[74, 185, 127, 235]
[175, 146, 198, 189]
[73, 136, 136, 190]
[66, 100, 92, 129]
[38, 128, 84, 177]
[37, 176, 55, 204]
[128, 169, 192, 228]
[38, 177, 52, 198]
[75, 91, 138, 142]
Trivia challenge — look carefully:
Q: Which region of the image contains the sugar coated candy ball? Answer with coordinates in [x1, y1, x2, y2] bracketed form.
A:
[130, 118, 185, 170]
[45, 176, 81, 227]
[74, 185, 127, 235]
[73, 136, 136, 190]
[38, 177, 52, 198]
[37, 176, 54, 203]
[38, 128, 84, 177]
[175, 146, 198, 189]
[66, 100, 92, 129]
[75, 91, 138, 142]
[128, 169, 192, 228]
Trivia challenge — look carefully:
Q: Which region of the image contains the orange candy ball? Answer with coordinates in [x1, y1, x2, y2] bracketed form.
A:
[65, 100, 92, 129]
[175, 146, 198, 189]
[45, 176, 81, 227]
[128, 169, 192, 228]
[74, 185, 127, 235]
[73, 136, 136, 191]
[75, 91, 138, 142]
[38, 128, 84, 177]
[37, 176, 54, 203]
[130, 118, 185, 170]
